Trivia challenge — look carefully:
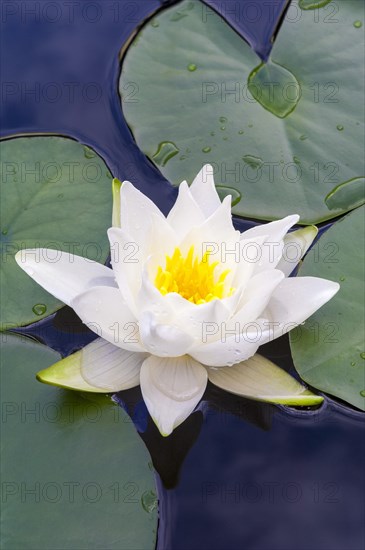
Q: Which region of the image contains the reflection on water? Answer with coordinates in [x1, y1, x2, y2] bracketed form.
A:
[3, 1, 364, 549]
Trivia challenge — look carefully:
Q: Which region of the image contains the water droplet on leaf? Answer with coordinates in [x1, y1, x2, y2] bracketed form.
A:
[299, 0, 332, 9]
[83, 146, 96, 159]
[202, 146, 211, 153]
[170, 10, 188, 22]
[325, 177, 365, 211]
[141, 490, 158, 513]
[242, 155, 263, 169]
[353, 20, 362, 28]
[32, 303, 47, 316]
[152, 141, 179, 167]
[187, 63, 197, 72]
[248, 60, 301, 118]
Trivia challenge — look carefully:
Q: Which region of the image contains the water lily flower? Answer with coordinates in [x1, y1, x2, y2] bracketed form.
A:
[15, 165, 339, 436]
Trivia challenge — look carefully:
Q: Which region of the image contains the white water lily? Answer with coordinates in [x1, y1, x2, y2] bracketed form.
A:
[16, 165, 339, 436]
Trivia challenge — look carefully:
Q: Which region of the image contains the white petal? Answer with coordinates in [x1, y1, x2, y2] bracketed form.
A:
[167, 181, 205, 240]
[179, 197, 239, 279]
[182, 195, 236, 246]
[241, 215, 300, 273]
[108, 226, 144, 315]
[241, 215, 300, 242]
[231, 234, 268, 290]
[189, 164, 222, 217]
[15, 249, 116, 306]
[263, 276, 340, 338]
[136, 263, 175, 319]
[164, 295, 232, 342]
[207, 354, 323, 405]
[70, 286, 144, 351]
[108, 217, 177, 315]
[231, 269, 285, 326]
[140, 355, 208, 436]
[80, 338, 147, 391]
[119, 181, 164, 243]
[189, 324, 269, 367]
[143, 213, 178, 269]
[139, 311, 194, 357]
[276, 225, 318, 276]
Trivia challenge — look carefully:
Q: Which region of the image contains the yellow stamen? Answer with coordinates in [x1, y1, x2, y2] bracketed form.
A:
[154, 246, 235, 304]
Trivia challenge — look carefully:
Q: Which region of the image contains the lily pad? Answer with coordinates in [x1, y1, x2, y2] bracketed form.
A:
[0, 136, 112, 330]
[0, 334, 158, 549]
[120, 0, 364, 224]
[290, 206, 365, 410]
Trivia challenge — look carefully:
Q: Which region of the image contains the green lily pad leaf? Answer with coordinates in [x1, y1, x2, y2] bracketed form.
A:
[120, 0, 364, 224]
[0, 334, 157, 549]
[208, 354, 323, 406]
[0, 136, 113, 330]
[290, 206, 365, 410]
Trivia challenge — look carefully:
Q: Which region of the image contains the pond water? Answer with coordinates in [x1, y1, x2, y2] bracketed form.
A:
[2, 1, 364, 549]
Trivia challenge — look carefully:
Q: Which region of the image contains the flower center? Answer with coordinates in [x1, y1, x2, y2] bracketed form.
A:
[154, 246, 234, 305]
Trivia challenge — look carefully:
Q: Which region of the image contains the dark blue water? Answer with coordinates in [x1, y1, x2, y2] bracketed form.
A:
[2, 1, 364, 549]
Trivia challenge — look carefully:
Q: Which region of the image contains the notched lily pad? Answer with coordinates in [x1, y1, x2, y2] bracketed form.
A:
[120, 0, 364, 224]
[0, 136, 113, 330]
[290, 206, 365, 411]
